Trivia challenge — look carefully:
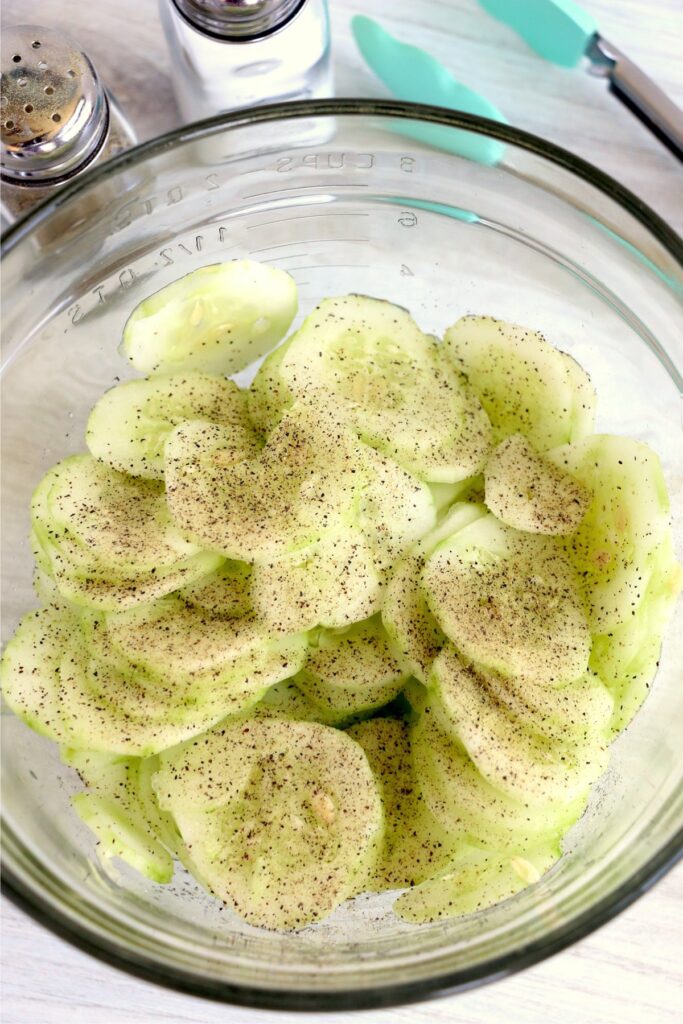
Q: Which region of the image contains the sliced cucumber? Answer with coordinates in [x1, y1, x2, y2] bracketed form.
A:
[72, 792, 174, 884]
[358, 444, 436, 570]
[424, 514, 590, 685]
[480, 665, 613, 743]
[165, 403, 367, 562]
[443, 315, 577, 450]
[87, 373, 257, 480]
[412, 708, 586, 850]
[548, 435, 670, 631]
[429, 478, 478, 515]
[296, 616, 408, 721]
[121, 261, 297, 376]
[393, 844, 559, 923]
[348, 718, 463, 890]
[590, 531, 680, 687]
[484, 434, 590, 534]
[154, 718, 384, 929]
[58, 625, 305, 756]
[560, 352, 596, 441]
[103, 595, 305, 688]
[33, 564, 69, 610]
[251, 528, 381, 634]
[430, 645, 608, 805]
[180, 559, 252, 618]
[45, 456, 202, 574]
[382, 502, 486, 681]
[591, 531, 682, 733]
[46, 552, 221, 612]
[63, 747, 182, 859]
[5, 265, 678, 930]
[253, 679, 340, 725]
[32, 475, 220, 611]
[270, 295, 492, 482]
[247, 335, 295, 437]
[0, 607, 76, 742]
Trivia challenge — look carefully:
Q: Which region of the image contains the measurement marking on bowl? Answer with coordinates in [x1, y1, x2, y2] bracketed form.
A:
[246, 213, 370, 229]
[286, 264, 371, 272]
[250, 239, 369, 255]
[244, 183, 369, 200]
[257, 253, 310, 264]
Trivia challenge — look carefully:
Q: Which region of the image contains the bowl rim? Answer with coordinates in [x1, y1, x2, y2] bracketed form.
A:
[1, 97, 682, 1012]
[2, 97, 682, 260]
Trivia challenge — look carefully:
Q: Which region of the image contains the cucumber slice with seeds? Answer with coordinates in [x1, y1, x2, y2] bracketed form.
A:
[121, 261, 297, 376]
[423, 515, 590, 686]
[87, 373, 256, 480]
[484, 434, 590, 535]
[382, 502, 486, 681]
[394, 844, 559, 923]
[103, 595, 304, 687]
[154, 718, 384, 930]
[165, 403, 367, 562]
[251, 528, 382, 634]
[46, 456, 202, 574]
[358, 444, 436, 569]
[180, 559, 253, 618]
[48, 554, 221, 612]
[430, 644, 609, 806]
[591, 530, 682, 733]
[296, 616, 408, 721]
[548, 435, 670, 632]
[480, 665, 613, 743]
[1, 607, 76, 742]
[443, 315, 577, 450]
[412, 708, 586, 850]
[348, 718, 463, 890]
[58, 627, 304, 756]
[271, 295, 492, 482]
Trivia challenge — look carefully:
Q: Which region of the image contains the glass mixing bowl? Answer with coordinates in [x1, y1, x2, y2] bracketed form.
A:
[1, 100, 682, 1011]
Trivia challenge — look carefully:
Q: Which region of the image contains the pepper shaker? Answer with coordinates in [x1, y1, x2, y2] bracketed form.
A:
[0, 25, 136, 226]
[159, 0, 332, 122]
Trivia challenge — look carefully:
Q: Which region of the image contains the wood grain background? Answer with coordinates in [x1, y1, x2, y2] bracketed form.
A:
[2, 0, 682, 1021]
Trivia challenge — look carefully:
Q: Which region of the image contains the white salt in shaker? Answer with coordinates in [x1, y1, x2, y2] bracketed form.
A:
[159, 0, 332, 122]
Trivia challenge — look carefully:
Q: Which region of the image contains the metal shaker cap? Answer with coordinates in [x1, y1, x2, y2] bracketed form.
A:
[1, 25, 108, 184]
[173, 0, 306, 40]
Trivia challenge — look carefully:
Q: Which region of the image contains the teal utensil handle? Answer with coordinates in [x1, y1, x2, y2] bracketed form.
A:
[479, 0, 683, 160]
[351, 15, 507, 165]
[477, 0, 596, 67]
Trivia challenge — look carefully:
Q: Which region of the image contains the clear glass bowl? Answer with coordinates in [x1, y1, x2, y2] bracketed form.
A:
[1, 100, 682, 1011]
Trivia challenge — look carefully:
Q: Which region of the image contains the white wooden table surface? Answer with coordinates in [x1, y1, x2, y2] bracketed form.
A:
[2, 1, 682, 1022]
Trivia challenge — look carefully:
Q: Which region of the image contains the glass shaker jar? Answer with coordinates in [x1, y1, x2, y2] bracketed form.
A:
[0, 25, 136, 227]
[159, 0, 332, 122]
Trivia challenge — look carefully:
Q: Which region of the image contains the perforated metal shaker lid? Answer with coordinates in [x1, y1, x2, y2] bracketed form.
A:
[172, 0, 306, 39]
[0, 25, 108, 184]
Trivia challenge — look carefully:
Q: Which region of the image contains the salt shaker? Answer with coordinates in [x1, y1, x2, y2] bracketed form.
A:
[0, 25, 136, 226]
[159, 0, 332, 122]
